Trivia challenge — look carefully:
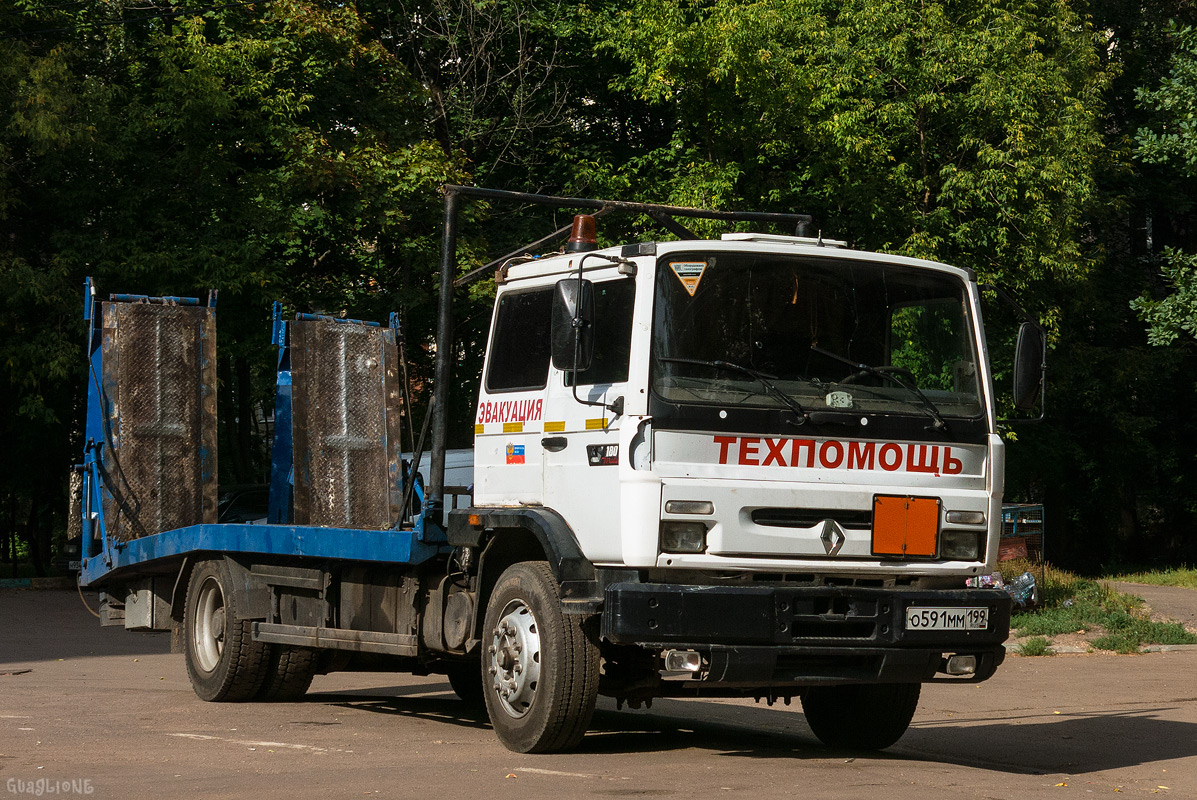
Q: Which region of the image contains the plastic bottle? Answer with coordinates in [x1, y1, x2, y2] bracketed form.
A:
[1005, 571, 1037, 607]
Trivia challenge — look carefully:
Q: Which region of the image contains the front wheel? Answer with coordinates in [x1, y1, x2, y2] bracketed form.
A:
[802, 683, 921, 750]
[799, 680, 919, 752]
[482, 561, 600, 753]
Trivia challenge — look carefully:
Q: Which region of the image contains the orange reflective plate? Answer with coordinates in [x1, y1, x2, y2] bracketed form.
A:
[873, 496, 940, 557]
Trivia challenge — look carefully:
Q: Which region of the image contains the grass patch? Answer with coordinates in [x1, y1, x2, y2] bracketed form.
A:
[1090, 615, 1197, 654]
[1016, 636, 1052, 656]
[1110, 566, 1197, 590]
[999, 561, 1197, 652]
[1009, 580, 1132, 637]
[1096, 622, 1197, 651]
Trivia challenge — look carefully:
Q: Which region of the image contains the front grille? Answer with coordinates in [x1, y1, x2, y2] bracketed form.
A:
[784, 594, 881, 642]
[749, 574, 887, 589]
[751, 507, 873, 530]
[789, 620, 876, 638]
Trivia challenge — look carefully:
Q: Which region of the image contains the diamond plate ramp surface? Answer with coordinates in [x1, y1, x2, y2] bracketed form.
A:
[100, 301, 217, 540]
[290, 319, 401, 530]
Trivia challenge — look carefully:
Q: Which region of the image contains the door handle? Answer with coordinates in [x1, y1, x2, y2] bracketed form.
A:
[541, 437, 568, 452]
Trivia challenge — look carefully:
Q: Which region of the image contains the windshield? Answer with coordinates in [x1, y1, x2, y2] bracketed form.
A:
[651, 251, 983, 419]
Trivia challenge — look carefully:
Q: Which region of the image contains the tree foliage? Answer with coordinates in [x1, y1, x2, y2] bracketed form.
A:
[2, 0, 1197, 572]
[1136, 24, 1197, 176]
[1130, 248, 1197, 345]
[593, 0, 1109, 296]
[0, 0, 461, 571]
[1133, 22, 1197, 347]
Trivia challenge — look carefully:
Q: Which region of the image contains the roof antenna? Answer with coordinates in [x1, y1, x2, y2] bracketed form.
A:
[816, 230, 824, 247]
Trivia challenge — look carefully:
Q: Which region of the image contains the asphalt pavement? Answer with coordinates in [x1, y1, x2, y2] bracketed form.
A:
[2, 589, 1195, 800]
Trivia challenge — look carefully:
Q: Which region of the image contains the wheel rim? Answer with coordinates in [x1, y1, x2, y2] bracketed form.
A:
[487, 599, 542, 718]
[193, 576, 226, 673]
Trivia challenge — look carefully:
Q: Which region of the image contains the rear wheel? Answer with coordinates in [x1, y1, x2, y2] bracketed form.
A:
[184, 559, 269, 702]
[802, 683, 921, 750]
[482, 561, 600, 753]
[257, 645, 318, 702]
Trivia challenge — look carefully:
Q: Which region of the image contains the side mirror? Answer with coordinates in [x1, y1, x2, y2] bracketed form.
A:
[551, 278, 594, 372]
[1012, 321, 1044, 412]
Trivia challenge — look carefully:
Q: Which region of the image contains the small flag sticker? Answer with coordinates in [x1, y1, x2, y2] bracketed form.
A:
[506, 443, 525, 464]
[670, 261, 708, 296]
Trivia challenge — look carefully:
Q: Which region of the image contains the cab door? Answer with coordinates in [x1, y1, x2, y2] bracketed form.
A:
[541, 277, 637, 562]
[473, 286, 553, 506]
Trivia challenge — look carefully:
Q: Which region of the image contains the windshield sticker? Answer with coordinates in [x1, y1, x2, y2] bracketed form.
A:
[505, 443, 526, 465]
[669, 261, 708, 296]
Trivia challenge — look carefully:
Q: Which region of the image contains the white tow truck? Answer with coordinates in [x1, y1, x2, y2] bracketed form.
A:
[77, 186, 1044, 755]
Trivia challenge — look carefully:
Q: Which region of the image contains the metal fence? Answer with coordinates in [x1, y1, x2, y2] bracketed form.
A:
[1000, 503, 1045, 588]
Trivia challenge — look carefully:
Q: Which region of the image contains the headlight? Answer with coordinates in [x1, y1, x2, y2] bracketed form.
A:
[940, 529, 983, 561]
[660, 521, 707, 553]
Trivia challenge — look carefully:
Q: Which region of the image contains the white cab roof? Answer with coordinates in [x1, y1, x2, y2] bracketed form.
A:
[500, 236, 975, 285]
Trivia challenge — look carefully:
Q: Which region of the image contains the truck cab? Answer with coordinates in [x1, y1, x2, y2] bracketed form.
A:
[457, 225, 1017, 751]
[476, 232, 999, 573]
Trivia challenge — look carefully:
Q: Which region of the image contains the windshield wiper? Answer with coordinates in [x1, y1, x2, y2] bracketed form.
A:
[658, 357, 810, 425]
[810, 346, 949, 431]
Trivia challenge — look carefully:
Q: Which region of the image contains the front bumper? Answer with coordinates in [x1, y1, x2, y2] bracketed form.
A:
[601, 583, 1011, 686]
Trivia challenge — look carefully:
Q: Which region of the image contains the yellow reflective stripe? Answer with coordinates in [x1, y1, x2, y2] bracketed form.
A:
[585, 418, 607, 430]
[503, 422, 524, 433]
[544, 420, 566, 433]
[474, 424, 485, 434]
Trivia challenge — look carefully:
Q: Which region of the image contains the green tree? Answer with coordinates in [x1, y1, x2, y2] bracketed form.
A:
[4, 0, 1197, 575]
[0, 1, 461, 572]
[1130, 248, 1197, 345]
[591, 0, 1110, 298]
[1005, 0, 1197, 569]
[1133, 22, 1197, 346]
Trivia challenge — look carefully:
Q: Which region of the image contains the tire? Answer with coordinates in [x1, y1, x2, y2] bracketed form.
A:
[183, 559, 269, 702]
[802, 683, 921, 750]
[257, 645, 318, 702]
[482, 561, 600, 753]
[445, 659, 485, 707]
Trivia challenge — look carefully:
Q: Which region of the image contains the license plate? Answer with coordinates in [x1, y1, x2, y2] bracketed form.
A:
[905, 606, 988, 631]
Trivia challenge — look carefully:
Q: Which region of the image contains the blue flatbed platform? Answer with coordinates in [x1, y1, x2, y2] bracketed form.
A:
[81, 523, 445, 587]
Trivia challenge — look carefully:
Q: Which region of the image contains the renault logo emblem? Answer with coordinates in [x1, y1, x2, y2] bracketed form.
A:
[820, 519, 846, 555]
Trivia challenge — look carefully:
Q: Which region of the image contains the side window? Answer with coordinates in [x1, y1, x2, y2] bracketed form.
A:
[571, 278, 636, 386]
[486, 288, 553, 392]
